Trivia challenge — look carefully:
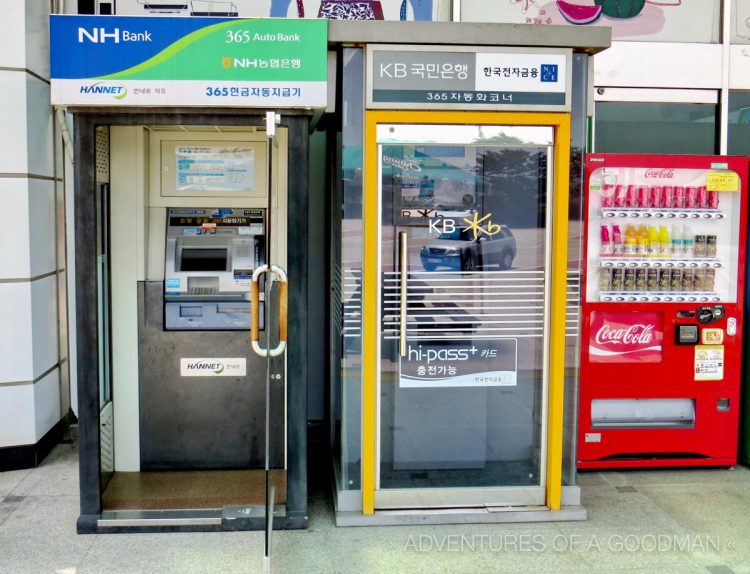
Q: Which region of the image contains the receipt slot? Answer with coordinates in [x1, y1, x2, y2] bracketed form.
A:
[163, 207, 265, 330]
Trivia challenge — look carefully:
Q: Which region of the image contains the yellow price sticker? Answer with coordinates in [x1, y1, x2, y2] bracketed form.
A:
[706, 171, 740, 193]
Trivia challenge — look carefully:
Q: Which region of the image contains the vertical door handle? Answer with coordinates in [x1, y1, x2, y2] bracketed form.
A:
[399, 232, 408, 357]
[251, 265, 289, 358]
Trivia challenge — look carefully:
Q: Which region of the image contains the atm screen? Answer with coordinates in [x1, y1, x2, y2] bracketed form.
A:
[179, 248, 228, 272]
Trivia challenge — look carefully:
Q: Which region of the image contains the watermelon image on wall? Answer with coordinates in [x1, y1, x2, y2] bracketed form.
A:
[594, 0, 646, 18]
[556, 0, 603, 24]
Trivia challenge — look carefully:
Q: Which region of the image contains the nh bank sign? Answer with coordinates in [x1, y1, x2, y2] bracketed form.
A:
[50, 15, 328, 108]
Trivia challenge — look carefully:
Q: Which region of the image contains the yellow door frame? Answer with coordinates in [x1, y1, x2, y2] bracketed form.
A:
[362, 110, 571, 515]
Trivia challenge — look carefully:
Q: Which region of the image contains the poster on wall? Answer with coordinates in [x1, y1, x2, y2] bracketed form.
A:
[459, 0, 720, 43]
[111, 0, 443, 21]
[175, 146, 254, 192]
[399, 339, 518, 388]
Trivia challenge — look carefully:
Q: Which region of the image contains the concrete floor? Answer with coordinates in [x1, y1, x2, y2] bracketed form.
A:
[1, 443, 750, 573]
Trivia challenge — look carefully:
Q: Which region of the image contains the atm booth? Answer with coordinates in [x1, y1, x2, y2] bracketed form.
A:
[53, 16, 610, 534]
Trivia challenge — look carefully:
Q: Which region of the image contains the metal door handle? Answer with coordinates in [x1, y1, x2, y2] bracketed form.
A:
[251, 264, 288, 358]
[399, 232, 408, 357]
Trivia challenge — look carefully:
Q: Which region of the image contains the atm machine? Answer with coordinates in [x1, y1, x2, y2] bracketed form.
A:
[163, 207, 265, 331]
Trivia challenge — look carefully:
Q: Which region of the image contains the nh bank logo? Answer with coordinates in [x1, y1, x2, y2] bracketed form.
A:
[222, 57, 259, 69]
[77, 27, 152, 43]
[80, 82, 128, 100]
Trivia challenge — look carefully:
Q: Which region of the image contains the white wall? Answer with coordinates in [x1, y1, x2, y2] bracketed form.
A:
[0, 1, 66, 454]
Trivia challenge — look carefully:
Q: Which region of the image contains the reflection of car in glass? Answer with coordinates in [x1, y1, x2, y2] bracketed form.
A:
[420, 225, 517, 272]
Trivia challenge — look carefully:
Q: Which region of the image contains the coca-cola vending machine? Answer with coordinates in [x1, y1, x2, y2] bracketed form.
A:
[578, 154, 749, 469]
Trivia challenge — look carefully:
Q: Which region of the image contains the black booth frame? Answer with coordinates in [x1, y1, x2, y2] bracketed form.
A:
[72, 110, 309, 533]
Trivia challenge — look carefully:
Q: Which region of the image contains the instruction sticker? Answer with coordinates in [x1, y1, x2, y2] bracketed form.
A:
[706, 172, 740, 193]
[694, 345, 724, 381]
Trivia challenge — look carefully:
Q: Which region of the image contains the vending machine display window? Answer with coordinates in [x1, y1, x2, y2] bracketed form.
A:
[585, 164, 743, 305]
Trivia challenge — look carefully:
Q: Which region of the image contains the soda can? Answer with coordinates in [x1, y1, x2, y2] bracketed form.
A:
[599, 268, 612, 292]
[706, 235, 717, 258]
[694, 269, 706, 292]
[624, 268, 636, 291]
[649, 186, 662, 209]
[636, 268, 647, 291]
[705, 269, 716, 292]
[681, 269, 694, 292]
[670, 268, 682, 292]
[685, 186, 698, 209]
[658, 269, 670, 291]
[708, 189, 719, 210]
[611, 268, 624, 291]
[614, 185, 627, 208]
[637, 186, 649, 208]
[626, 185, 638, 208]
[647, 268, 659, 291]
[673, 186, 685, 209]
[662, 186, 674, 209]
[697, 186, 708, 209]
[694, 235, 707, 258]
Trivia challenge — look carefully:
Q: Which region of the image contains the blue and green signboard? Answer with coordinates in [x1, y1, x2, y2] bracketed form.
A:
[50, 16, 328, 107]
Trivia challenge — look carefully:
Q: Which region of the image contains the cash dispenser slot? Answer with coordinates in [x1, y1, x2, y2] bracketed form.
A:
[591, 398, 695, 429]
[163, 207, 265, 330]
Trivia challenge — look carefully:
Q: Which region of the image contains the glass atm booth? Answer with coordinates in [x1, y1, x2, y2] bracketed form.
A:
[58, 17, 609, 534]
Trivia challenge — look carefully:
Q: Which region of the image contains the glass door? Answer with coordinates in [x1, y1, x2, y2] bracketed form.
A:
[375, 123, 554, 509]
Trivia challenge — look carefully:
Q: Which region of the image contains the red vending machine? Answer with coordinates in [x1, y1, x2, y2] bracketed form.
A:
[578, 154, 748, 469]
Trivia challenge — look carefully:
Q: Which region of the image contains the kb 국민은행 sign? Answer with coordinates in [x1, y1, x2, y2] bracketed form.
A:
[367, 45, 570, 111]
[50, 16, 328, 107]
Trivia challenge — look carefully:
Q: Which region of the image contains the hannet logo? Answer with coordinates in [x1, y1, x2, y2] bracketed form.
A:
[79, 82, 127, 100]
[185, 360, 224, 375]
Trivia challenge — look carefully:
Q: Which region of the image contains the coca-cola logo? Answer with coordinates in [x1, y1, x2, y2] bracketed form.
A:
[595, 323, 655, 346]
[644, 168, 675, 179]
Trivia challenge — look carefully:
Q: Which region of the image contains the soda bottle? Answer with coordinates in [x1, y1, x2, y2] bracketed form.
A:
[682, 224, 693, 258]
[658, 226, 670, 258]
[626, 185, 638, 208]
[647, 268, 659, 291]
[647, 225, 659, 257]
[670, 225, 681, 258]
[600, 225, 613, 257]
[614, 185, 626, 208]
[612, 225, 623, 256]
[636, 225, 649, 257]
[624, 225, 637, 256]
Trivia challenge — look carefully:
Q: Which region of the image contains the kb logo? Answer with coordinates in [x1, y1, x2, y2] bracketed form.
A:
[428, 213, 502, 239]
